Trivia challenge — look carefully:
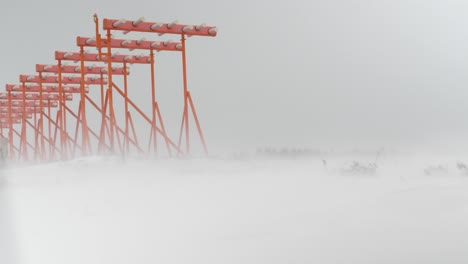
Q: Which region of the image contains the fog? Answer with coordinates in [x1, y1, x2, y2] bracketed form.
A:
[0, 173, 18, 263]
[2, 154, 468, 263]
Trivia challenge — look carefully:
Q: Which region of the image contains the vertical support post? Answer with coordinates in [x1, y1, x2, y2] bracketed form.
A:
[64, 94, 69, 157]
[79, 45, 90, 156]
[7, 91, 14, 160]
[123, 61, 130, 155]
[187, 92, 208, 155]
[38, 72, 45, 161]
[94, 14, 103, 60]
[100, 73, 105, 110]
[53, 111, 60, 154]
[155, 102, 172, 157]
[47, 100, 53, 159]
[98, 88, 108, 154]
[57, 59, 67, 160]
[72, 103, 82, 156]
[98, 73, 106, 154]
[181, 33, 190, 154]
[105, 24, 115, 153]
[150, 49, 157, 155]
[33, 106, 38, 161]
[127, 112, 141, 155]
[21, 82, 28, 161]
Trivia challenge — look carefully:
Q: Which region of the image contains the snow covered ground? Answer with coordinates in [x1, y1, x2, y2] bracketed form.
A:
[1, 154, 468, 264]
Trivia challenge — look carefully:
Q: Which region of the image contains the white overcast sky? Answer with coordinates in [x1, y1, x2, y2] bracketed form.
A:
[1, 0, 468, 153]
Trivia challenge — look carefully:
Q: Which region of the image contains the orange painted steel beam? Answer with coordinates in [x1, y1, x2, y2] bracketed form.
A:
[55, 59, 68, 160]
[103, 18, 218, 37]
[55, 51, 151, 64]
[36, 64, 128, 75]
[77, 36, 182, 51]
[0, 107, 41, 114]
[20, 74, 107, 85]
[0, 119, 21, 124]
[0, 93, 73, 101]
[0, 113, 31, 119]
[0, 100, 58, 107]
[6, 84, 87, 93]
[0, 123, 21, 129]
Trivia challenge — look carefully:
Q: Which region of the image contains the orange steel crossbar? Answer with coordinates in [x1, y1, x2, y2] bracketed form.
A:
[20, 74, 107, 85]
[0, 113, 30, 118]
[103, 19, 217, 37]
[0, 101, 58, 108]
[0, 107, 41, 114]
[55, 51, 151, 64]
[0, 93, 73, 101]
[77, 36, 182, 52]
[36, 64, 128, 75]
[7, 84, 86, 93]
[0, 119, 21, 124]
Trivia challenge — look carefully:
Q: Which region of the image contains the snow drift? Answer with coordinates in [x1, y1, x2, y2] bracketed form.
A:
[2, 154, 468, 264]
